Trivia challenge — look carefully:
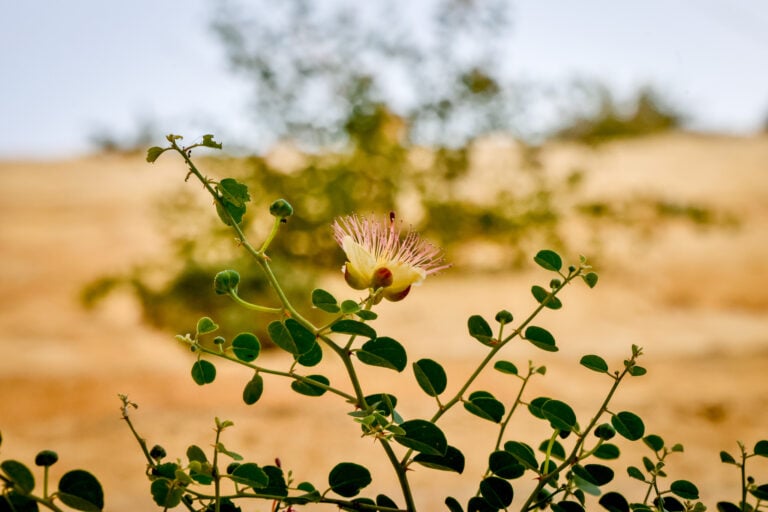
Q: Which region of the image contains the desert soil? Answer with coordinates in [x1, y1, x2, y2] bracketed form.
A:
[1, 133, 767, 511]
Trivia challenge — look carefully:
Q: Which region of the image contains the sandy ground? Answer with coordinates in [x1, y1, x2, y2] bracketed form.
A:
[1, 133, 767, 511]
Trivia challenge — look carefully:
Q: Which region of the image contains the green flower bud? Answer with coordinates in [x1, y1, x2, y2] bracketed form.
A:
[269, 198, 294, 219]
[549, 278, 562, 290]
[213, 269, 240, 295]
[494, 310, 513, 324]
[149, 445, 167, 461]
[213, 336, 226, 345]
[35, 450, 59, 467]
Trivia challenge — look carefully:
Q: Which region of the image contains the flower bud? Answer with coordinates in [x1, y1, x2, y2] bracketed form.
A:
[34, 450, 59, 467]
[213, 269, 240, 295]
[269, 199, 294, 219]
[213, 336, 226, 345]
[149, 445, 167, 461]
[494, 310, 513, 324]
[549, 278, 562, 290]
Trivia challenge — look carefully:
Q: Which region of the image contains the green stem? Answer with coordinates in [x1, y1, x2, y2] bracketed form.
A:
[740, 443, 748, 512]
[227, 291, 283, 314]
[213, 426, 222, 512]
[259, 217, 282, 254]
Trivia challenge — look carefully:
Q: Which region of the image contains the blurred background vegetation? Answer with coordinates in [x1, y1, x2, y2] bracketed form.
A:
[82, 0, 732, 337]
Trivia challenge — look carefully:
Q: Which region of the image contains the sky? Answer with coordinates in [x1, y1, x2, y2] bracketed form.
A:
[1, 0, 767, 158]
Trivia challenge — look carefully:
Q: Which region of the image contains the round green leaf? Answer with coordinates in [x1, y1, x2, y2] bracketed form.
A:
[260, 466, 288, 498]
[541, 399, 577, 431]
[230, 463, 268, 489]
[464, 391, 505, 423]
[0, 491, 39, 512]
[552, 502, 585, 512]
[196, 316, 219, 335]
[328, 462, 372, 498]
[717, 502, 743, 512]
[493, 360, 518, 375]
[330, 319, 376, 339]
[340, 300, 360, 314]
[489, 451, 526, 479]
[580, 355, 609, 373]
[468, 496, 496, 512]
[628, 365, 647, 376]
[1, 460, 35, 494]
[186, 445, 207, 464]
[34, 450, 59, 467]
[532, 285, 563, 309]
[598, 492, 629, 512]
[654, 497, 684, 512]
[290, 375, 330, 397]
[150, 479, 183, 508]
[480, 477, 513, 509]
[413, 359, 447, 396]
[572, 464, 614, 486]
[643, 434, 664, 452]
[719, 451, 736, 464]
[749, 484, 768, 500]
[582, 272, 599, 288]
[467, 315, 494, 345]
[243, 374, 264, 405]
[364, 393, 398, 416]
[57, 470, 104, 511]
[594, 423, 616, 440]
[356, 337, 407, 372]
[232, 332, 261, 362]
[534, 249, 563, 271]
[503, 441, 538, 470]
[444, 497, 464, 512]
[524, 326, 558, 352]
[413, 445, 465, 474]
[627, 466, 645, 481]
[528, 396, 551, 419]
[295, 341, 323, 367]
[376, 495, 398, 510]
[311, 289, 340, 313]
[285, 319, 317, 355]
[611, 411, 645, 441]
[754, 440, 768, 457]
[191, 360, 216, 385]
[394, 420, 447, 456]
[670, 480, 699, 500]
[593, 443, 620, 460]
[538, 439, 566, 460]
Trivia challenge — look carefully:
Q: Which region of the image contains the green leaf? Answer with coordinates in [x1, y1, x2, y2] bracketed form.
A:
[719, 451, 736, 464]
[150, 479, 183, 508]
[217, 178, 250, 208]
[0, 491, 39, 512]
[598, 492, 629, 512]
[503, 441, 538, 470]
[364, 393, 398, 416]
[356, 337, 407, 372]
[151, 462, 179, 480]
[464, 391, 505, 423]
[488, 451, 526, 479]
[749, 484, 768, 500]
[528, 396, 551, 419]
[355, 310, 378, 321]
[340, 300, 360, 314]
[230, 463, 269, 489]
[394, 420, 448, 456]
[524, 326, 558, 352]
[467, 315, 494, 345]
[754, 440, 768, 457]
[627, 466, 645, 481]
[191, 360, 216, 385]
[1, 460, 35, 494]
[538, 440, 566, 460]
[242, 374, 264, 405]
[232, 332, 261, 362]
[200, 134, 222, 149]
[643, 434, 664, 452]
[611, 411, 645, 441]
[330, 319, 377, 339]
[146, 146, 167, 163]
[57, 470, 104, 511]
[260, 466, 288, 498]
[493, 360, 518, 375]
[311, 289, 339, 313]
[268, 320, 316, 355]
[34, 450, 58, 467]
[716, 502, 743, 512]
[467, 496, 495, 512]
[215, 198, 246, 226]
[580, 355, 609, 373]
[593, 443, 620, 460]
[413, 359, 447, 396]
[553, 502, 586, 512]
[186, 445, 208, 464]
[541, 399, 577, 431]
[215, 442, 243, 461]
[328, 463, 372, 498]
[582, 272, 599, 288]
[376, 495, 398, 511]
[413, 445, 465, 473]
[290, 375, 330, 397]
[295, 341, 323, 367]
[654, 497, 684, 512]
[670, 480, 699, 500]
[572, 464, 614, 486]
[534, 250, 562, 271]
[445, 497, 464, 512]
[532, 285, 563, 309]
[213, 269, 240, 295]
[594, 423, 616, 440]
[195, 316, 218, 335]
[480, 477, 513, 509]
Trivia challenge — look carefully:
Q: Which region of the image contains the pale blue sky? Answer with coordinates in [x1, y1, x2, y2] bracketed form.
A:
[1, 0, 767, 158]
